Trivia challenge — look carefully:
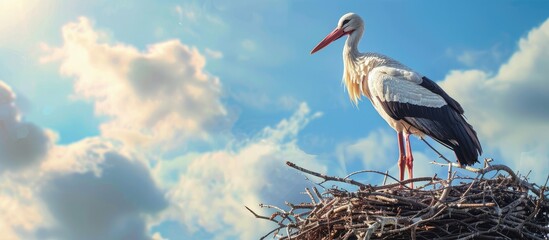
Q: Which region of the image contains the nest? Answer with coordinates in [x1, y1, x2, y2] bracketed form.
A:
[248, 161, 549, 240]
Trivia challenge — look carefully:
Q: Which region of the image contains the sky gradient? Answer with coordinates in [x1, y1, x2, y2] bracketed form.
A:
[1, 1, 548, 239]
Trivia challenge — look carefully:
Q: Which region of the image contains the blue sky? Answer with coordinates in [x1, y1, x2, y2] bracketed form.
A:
[0, 1, 548, 239]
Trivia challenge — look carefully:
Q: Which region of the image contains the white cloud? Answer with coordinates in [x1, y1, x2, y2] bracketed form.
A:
[174, 4, 224, 27]
[42, 17, 230, 153]
[204, 48, 223, 59]
[440, 18, 549, 183]
[447, 45, 504, 68]
[260, 103, 323, 142]
[41, 137, 114, 175]
[156, 102, 326, 239]
[0, 81, 55, 172]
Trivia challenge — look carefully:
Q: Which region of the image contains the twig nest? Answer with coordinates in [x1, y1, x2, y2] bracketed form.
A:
[249, 162, 549, 240]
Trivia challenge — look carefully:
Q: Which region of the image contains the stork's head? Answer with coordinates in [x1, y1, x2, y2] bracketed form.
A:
[311, 13, 364, 54]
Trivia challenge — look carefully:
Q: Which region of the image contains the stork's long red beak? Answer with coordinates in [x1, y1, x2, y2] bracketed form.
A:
[311, 28, 346, 54]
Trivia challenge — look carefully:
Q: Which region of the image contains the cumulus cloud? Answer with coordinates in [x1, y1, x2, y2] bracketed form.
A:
[0, 81, 54, 171]
[156, 103, 325, 239]
[34, 137, 168, 240]
[42, 17, 230, 152]
[440, 18, 549, 183]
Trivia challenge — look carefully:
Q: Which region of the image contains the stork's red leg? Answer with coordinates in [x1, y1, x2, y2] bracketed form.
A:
[405, 133, 414, 188]
[397, 132, 406, 185]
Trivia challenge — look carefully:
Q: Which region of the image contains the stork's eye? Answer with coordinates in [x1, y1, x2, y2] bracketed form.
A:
[342, 19, 350, 26]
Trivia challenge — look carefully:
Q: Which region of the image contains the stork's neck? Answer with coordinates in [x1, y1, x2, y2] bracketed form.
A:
[342, 28, 367, 105]
[343, 30, 362, 60]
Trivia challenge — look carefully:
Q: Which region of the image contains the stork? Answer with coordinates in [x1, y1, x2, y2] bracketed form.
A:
[311, 13, 482, 186]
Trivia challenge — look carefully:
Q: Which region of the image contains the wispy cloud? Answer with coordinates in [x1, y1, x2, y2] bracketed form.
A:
[204, 48, 223, 59]
[446, 44, 506, 70]
[457, 47, 502, 67]
[174, 3, 226, 35]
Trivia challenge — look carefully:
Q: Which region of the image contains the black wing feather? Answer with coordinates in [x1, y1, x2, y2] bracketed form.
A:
[376, 96, 482, 166]
[420, 77, 464, 114]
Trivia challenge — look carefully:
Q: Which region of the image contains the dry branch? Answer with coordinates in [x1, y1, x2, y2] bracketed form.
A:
[248, 161, 549, 240]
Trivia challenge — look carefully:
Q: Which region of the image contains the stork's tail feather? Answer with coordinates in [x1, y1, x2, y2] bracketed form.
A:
[450, 116, 482, 166]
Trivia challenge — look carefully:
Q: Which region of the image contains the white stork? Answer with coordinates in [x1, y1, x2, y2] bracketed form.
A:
[311, 13, 482, 185]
